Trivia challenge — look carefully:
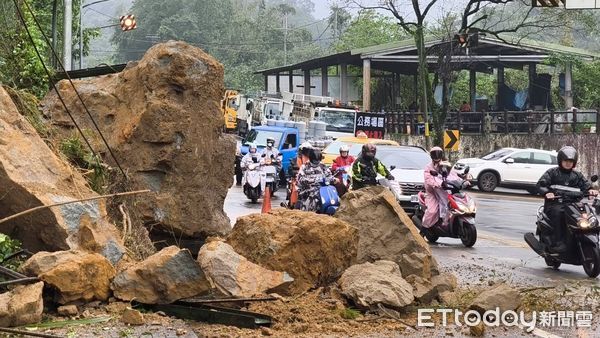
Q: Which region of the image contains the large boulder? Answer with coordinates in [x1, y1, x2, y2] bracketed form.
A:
[0, 282, 44, 327]
[111, 246, 211, 304]
[198, 240, 294, 297]
[226, 210, 359, 295]
[338, 260, 414, 309]
[0, 87, 125, 264]
[41, 41, 235, 239]
[20, 250, 116, 304]
[335, 186, 439, 280]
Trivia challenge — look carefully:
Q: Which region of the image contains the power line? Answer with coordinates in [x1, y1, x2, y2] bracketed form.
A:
[18, 0, 128, 179]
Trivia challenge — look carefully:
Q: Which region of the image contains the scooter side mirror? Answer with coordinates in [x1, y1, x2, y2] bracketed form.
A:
[430, 170, 438, 177]
[463, 166, 470, 175]
[390, 165, 396, 171]
[591, 175, 599, 183]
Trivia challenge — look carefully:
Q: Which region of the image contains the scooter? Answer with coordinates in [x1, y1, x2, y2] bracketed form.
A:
[524, 176, 600, 278]
[243, 159, 265, 203]
[318, 178, 340, 215]
[412, 166, 477, 247]
[262, 155, 280, 196]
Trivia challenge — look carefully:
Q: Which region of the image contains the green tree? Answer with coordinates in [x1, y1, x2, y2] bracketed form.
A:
[113, 0, 324, 92]
[333, 10, 404, 52]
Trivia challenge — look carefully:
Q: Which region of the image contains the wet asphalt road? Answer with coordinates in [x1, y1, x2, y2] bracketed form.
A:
[224, 184, 600, 285]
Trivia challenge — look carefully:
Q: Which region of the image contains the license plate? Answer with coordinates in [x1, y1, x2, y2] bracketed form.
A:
[410, 195, 419, 203]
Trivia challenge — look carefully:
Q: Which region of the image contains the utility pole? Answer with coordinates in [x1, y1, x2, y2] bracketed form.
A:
[283, 13, 288, 65]
[79, 0, 83, 69]
[334, 7, 338, 40]
[63, 0, 72, 71]
[51, 0, 58, 69]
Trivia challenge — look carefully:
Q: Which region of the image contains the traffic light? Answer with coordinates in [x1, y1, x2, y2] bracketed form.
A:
[120, 15, 137, 31]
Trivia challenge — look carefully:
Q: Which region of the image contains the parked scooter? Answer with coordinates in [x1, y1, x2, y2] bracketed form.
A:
[412, 166, 477, 247]
[524, 176, 600, 278]
[243, 159, 265, 203]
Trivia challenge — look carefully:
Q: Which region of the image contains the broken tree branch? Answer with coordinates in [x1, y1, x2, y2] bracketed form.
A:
[0, 190, 152, 226]
[0, 277, 40, 287]
[0, 327, 62, 338]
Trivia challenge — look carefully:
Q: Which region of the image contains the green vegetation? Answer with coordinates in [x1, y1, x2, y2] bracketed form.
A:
[59, 135, 107, 193]
[339, 307, 361, 320]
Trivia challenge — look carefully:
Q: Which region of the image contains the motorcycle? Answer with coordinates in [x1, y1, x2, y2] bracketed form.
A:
[333, 166, 351, 197]
[261, 155, 280, 196]
[318, 178, 340, 215]
[524, 176, 600, 278]
[243, 159, 265, 203]
[411, 166, 477, 247]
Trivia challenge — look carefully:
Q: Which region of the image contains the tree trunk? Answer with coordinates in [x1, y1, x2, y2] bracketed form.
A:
[414, 26, 431, 148]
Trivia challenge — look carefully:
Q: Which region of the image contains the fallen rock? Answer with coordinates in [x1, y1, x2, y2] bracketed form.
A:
[0, 282, 44, 327]
[57, 305, 79, 316]
[41, 41, 235, 239]
[226, 209, 358, 295]
[20, 250, 115, 304]
[197, 240, 293, 297]
[468, 283, 522, 313]
[111, 246, 211, 303]
[338, 260, 414, 309]
[0, 86, 125, 264]
[405, 272, 457, 305]
[335, 186, 439, 280]
[121, 308, 144, 325]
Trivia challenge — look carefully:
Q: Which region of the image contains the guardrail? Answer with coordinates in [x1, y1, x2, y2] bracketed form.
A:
[383, 110, 600, 135]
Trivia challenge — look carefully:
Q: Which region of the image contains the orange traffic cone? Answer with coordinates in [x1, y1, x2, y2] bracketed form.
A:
[290, 179, 298, 209]
[261, 186, 272, 214]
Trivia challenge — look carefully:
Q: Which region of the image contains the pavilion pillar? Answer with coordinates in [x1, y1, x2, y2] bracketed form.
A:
[264, 74, 268, 92]
[340, 63, 348, 102]
[321, 66, 328, 97]
[303, 69, 311, 95]
[528, 63, 536, 109]
[565, 61, 573, 109]
[497, 66, 504, 110]
[362, 58, 371, 111]
[469, 69, 476, 111]
[288, 70, 294, 93]
[275, 72, 280, 93]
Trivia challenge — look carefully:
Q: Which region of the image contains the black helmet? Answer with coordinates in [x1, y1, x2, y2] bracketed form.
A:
[557, 146, 578, 169]
[361, 143, 377, 160]
[309, 148, 322, 165]
[430, 146, 444, 161]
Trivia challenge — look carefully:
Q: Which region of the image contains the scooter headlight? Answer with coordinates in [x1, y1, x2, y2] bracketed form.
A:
[578, 213, 598, 229]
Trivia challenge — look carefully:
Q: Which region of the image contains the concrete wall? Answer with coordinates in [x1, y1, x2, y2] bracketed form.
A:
[390, 134, 600, 178]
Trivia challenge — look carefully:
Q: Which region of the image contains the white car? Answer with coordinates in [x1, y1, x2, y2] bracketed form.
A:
[374, 145, 430, 213]
[454, 148, 558, 194]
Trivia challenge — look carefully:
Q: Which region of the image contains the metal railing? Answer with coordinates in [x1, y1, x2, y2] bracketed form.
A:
[383, 110, 600, 135]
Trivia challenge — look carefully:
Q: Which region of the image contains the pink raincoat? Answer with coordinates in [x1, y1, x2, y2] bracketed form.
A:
[422, 162, 459, 228]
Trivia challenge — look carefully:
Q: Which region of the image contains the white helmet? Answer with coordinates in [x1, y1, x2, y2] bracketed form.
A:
[339, 145, 350, 153]
[299, 142, 313, 150]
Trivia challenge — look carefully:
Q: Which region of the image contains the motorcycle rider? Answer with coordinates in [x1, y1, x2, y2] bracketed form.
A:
[537, 146, 598, 252]
[297, 148, 335, 212]
[261, 136, 282, 166]
[423, 147, 461, 229]
[240, 143, 261, 170]
[288, 142, 313, 179]
[331, 144, 355, 196]
[351, 143, 394, 190]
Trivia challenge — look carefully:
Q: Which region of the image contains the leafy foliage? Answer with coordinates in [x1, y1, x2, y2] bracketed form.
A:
[0, 234, 22, 265]
[112, 0, 324, 92]
[333, 10, 405, 52]
[60, 135, 107, 193]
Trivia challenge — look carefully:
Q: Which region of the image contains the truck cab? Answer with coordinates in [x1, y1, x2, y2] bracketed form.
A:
[239, 126, 299, 173]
